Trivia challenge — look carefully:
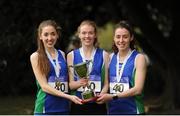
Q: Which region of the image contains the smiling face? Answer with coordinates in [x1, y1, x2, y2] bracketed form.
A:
[114, 27, 133, 52]
[39, 25, 59, 49]
[78, 24, 96, 47]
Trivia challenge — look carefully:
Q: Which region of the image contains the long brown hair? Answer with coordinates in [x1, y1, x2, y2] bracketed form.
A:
[112, 20, 135, 54]
[76, 20, 98, 47]
[36, 20, 61, 77]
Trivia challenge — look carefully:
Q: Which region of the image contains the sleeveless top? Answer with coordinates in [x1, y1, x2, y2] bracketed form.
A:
[108, 50, 145, 114]
[71, 48, 105, 101]
[34, 50, 69, 114]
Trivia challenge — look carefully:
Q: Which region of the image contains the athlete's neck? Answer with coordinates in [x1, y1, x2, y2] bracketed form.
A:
[82, 45, 95, 58]
[118, 48, 131, 62]
[46, 47, 56, 59]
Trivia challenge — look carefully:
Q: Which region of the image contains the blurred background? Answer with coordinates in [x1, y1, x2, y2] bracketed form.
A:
[0, 0, 179, 114]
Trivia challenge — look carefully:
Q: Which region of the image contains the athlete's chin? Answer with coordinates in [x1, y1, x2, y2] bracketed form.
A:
[118, 47, 127, 51]
[46, 44, 55, 48]
[84, 43, 93, 46]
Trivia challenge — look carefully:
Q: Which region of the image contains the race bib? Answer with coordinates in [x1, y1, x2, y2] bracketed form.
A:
[48, 82, 68, 93]
[110, 82, 129, 94]
[89, 81, 101, 92]
[77, 81, 101, 92]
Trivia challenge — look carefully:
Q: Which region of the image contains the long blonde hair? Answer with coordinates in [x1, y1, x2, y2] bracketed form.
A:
[36, 20, 61, 77]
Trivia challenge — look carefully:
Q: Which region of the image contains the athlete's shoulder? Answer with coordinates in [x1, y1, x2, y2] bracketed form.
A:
[135, 52, 148, 67]
[67, 50, 73, 57]
[30, 52, 39, 66]
[30, 52, 38, 61]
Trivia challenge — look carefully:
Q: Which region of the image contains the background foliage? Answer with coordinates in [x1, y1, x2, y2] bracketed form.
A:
[0, 0, 179, 114]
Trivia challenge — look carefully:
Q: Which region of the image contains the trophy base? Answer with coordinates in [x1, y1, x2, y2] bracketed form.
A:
[81, 96, 98, 104]
[81, 90, 98, 104]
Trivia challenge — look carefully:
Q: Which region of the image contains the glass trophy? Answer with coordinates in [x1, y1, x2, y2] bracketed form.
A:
[69, 60, 98, 103]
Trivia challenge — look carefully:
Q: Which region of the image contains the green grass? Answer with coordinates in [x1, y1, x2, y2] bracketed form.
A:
[0, 95, 34, 115]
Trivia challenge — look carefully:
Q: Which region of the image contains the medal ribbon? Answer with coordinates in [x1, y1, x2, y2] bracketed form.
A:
[116, 49, 134, 82]
[46, 49, 61, 79]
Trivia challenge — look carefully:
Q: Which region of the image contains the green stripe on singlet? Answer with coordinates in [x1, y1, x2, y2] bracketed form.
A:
[131, 70, 145, 114]
[101, 64, 105, 85]
[34, 81, 46, 113]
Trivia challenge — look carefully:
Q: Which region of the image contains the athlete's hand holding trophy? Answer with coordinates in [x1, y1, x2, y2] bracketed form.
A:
[69, 60, 98, 103]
